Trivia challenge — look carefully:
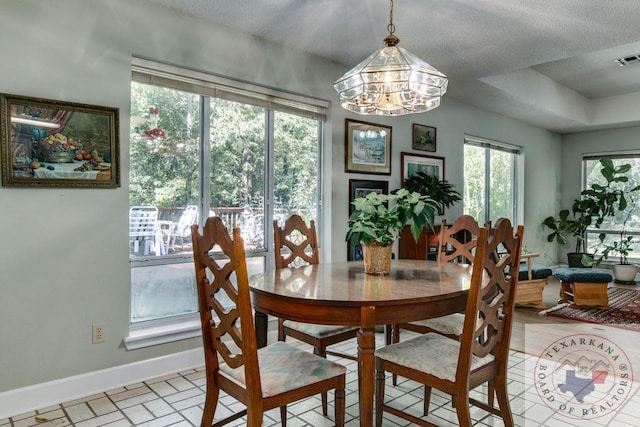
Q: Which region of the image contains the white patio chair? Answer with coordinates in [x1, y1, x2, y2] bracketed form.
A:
[129, 206, 159, 256]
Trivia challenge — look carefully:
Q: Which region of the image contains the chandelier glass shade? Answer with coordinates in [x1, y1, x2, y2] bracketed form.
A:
[333, 1, 448, 116]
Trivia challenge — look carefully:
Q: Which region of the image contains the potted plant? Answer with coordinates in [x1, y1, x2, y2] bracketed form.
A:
[401, 171, 462, 214]
[588, 200, 638, 282]
[398, 172, 462, 258]
[346, 188, 437, 274]
[543, 158, 639, 267]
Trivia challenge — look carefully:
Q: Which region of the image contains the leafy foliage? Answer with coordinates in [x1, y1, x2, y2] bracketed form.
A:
[401, 171, 461, 212]
[346, 189, 438, 247]
[130, 82, 319, 226]
[543, 158, 640, 254]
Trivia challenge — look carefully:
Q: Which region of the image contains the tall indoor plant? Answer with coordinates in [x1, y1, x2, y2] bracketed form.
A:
[346, 188, 437, 274]
[543, 158, 639, 267]
[589, 197, 638, 282]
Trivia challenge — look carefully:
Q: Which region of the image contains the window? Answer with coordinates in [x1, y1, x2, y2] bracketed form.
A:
[583, 154, 640, 261]
[463, 136, 520, 225]
[128, 59, 325, 329]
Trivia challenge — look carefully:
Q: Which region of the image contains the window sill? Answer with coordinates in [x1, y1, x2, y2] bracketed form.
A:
[124, 315, 201, 350]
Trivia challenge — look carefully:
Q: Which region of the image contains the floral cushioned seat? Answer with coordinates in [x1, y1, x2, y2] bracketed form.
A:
[220, 341, 346, 397]
[282, 321, 358, 339]
[376, 332, 494, 382]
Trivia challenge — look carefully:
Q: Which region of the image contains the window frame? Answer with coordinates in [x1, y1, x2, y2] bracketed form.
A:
[582, 152, 640, 263]
[463, 135, 522, 226]
[126, 58, 327, 348]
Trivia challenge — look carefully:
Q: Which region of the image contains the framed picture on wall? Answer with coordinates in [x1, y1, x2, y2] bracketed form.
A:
[401, 152, 445, 185]
[412, 123, 436, 152]
[1, 93, 120, 188]
[344, 119, 392, 175]
[347, 179, 389, 261]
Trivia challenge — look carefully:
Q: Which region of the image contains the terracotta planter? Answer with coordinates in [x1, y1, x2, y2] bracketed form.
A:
[362, 240, 393, 275]
[613, 264, 637, 283]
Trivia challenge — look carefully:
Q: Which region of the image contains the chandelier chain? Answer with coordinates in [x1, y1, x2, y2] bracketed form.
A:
[387, 0, 395, 35]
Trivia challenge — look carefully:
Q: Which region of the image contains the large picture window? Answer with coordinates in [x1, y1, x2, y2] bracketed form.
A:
[128, 59, 324, 326]
[463, 136, 520, 225]
[584, 154, 640, 261]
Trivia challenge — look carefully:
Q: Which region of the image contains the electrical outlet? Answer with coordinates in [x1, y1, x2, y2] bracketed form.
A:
[92, 323, 105, 344]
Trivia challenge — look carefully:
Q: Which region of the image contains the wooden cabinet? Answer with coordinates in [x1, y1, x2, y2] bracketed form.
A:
[398, 225, 441, 260]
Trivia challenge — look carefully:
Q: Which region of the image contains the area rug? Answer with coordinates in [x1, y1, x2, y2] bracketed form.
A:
[539, 287, 640, 332]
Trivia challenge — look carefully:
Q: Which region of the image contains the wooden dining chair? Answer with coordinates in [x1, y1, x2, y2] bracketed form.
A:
[274, 214, 358, 415]
[375, 218, 523, 427]
[192, 217, 346, 427]
[393, 215, 482, 344]
[391, 215, 482, 387]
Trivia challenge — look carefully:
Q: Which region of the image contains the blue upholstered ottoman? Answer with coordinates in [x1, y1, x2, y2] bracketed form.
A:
[556, 267, 612, 308]
[515, 253, 553, 308]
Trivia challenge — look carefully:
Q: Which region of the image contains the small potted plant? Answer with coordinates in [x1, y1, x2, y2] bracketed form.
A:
[346, 188, 437, 274]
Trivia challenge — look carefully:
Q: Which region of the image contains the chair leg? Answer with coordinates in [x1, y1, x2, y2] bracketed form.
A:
[391, 324, 400, 386]
[247, 408, 264, 427]
[375, 361, 385, 427]
[315, 345, 329, 416]
[423, 386, 432, 415]
[453, 392, 472, 427]
[488, 380, 495, 408]
[279, 405, 287, 427]
[335, 379, 346, 427]
[494, 377, 514, 427]
[277, 319, 286, 342]
[201, 382, 219, 427]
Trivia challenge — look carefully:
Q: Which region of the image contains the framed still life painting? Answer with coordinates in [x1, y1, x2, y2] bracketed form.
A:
[1, 93, 120, 188]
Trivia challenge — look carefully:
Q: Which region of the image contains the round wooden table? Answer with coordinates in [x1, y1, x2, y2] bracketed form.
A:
[249, 260, 473, 427]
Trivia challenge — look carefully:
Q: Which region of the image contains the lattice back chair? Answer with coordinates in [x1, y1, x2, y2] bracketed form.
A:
[394, 215, 482, 346]
[129, 206, 159, 256]
[375, 218, 523, 427]
[437, 214, 482, 265]
[192, 217, 346, 427]
[273, 214, 358, 416]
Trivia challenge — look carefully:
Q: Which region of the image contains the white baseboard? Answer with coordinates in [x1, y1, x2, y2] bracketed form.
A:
[0, 348, 204, 420]
[0, 328, 279, 420]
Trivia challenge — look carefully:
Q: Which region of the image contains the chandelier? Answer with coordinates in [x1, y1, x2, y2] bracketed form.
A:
[333, 0, 448, 116]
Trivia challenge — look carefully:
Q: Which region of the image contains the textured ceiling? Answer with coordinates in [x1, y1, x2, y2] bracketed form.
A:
[148, 0, 640, 133]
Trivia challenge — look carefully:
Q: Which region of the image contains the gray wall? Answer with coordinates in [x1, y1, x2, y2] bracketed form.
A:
[0, 0, 562, 393]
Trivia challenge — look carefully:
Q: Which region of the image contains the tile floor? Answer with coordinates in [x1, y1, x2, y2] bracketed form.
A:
[2, 331, 640, 427]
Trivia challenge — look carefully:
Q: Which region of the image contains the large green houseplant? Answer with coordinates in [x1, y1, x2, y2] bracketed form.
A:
[346, 188, 437, 274]
[543, 158, 639, 267]
[401, 171, 462, 214]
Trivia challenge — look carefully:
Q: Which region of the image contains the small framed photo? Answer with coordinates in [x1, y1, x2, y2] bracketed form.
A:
[412, 123, 436, 152]
[1, 93, 120, 188]
[348, 179, 388, 261]
[401, 152, 445, 186]
[345, 119, 392, 175]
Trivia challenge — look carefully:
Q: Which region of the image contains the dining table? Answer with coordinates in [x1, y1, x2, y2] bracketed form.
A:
[248, 259, 473, 427]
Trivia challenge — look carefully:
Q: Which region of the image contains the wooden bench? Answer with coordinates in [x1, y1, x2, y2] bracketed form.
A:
[556, 267, 613, 309]
[515, 253, 552, 309]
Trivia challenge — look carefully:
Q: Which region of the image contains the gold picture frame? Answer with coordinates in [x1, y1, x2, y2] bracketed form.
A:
[1, 93, 120, 187]
[344, 119, 392, 175]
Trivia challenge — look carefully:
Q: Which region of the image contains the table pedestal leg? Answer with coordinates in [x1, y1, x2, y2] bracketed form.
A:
[358, 306, 376, 427]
